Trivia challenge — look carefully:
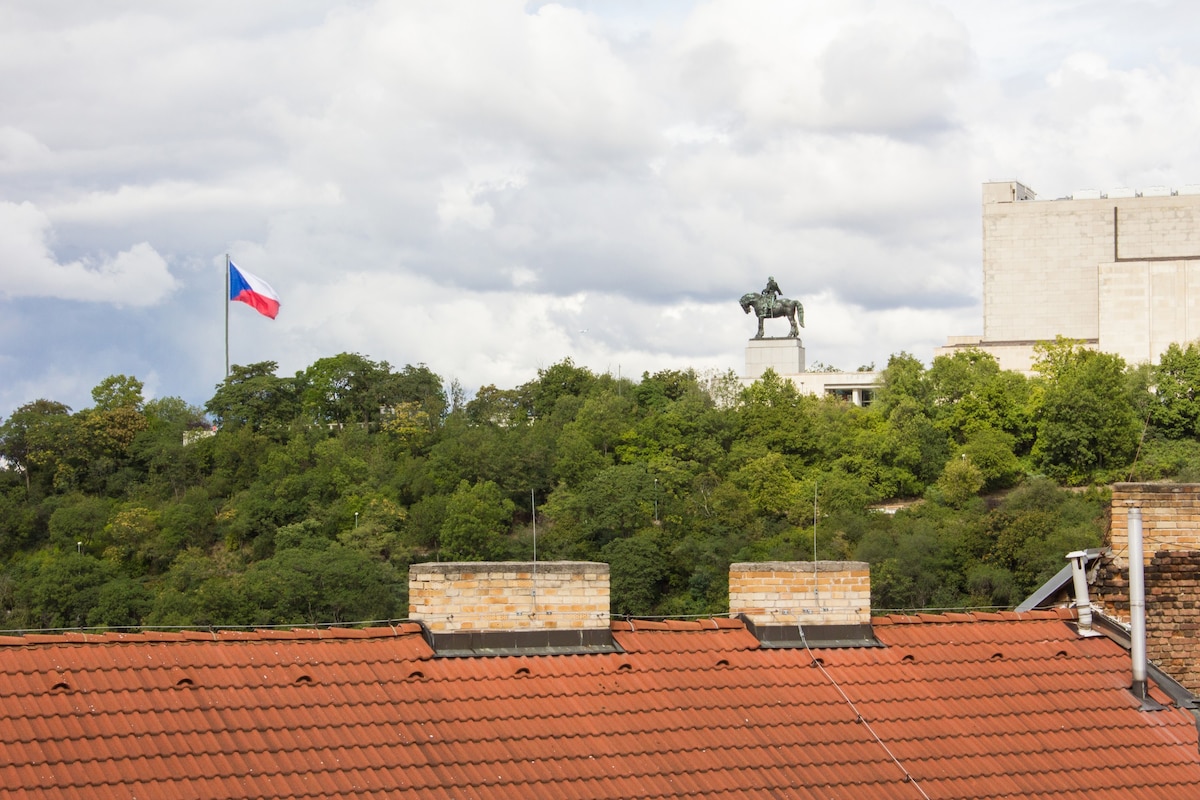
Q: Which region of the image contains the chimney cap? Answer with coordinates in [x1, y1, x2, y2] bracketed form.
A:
[412, 561, 608, 575]
[730, 560, 868, 572]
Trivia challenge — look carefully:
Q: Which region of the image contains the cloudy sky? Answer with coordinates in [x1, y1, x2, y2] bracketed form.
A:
[3, 0, 1200, 417]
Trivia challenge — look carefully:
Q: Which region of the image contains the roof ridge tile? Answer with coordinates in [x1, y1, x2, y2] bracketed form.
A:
[0, 625, 430, 648]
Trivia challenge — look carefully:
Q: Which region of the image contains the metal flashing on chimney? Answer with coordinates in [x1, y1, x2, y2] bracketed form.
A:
[737, 614, 882, 649]
[420, 625, 620, 658]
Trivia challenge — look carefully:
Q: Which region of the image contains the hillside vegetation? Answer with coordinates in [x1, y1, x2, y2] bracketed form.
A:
[2, 339, 1199, 630]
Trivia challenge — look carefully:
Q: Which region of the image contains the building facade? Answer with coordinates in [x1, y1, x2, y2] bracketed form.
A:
[742, 338, 878, 406]
[940, 180, 1200, 371]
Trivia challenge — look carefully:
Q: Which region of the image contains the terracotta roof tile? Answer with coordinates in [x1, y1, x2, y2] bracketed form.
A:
[0, 618, 1196, 797]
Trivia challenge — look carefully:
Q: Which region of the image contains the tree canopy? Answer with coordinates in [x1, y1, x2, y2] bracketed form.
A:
[0, 344, 1192, 628]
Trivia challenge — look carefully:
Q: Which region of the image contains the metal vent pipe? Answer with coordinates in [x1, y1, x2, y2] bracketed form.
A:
[1128, 507, 1148, 699]
[1066, 550, 1093, 632]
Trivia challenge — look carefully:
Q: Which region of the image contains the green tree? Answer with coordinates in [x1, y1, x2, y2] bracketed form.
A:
[527, 358, 596, 420]
[382, 401, 433, 452]
[958, 426, 1022, 491]
[90, 374, 145, 412]
[543, 465, 655, 557]
[145, 547, 249, 627]
[0, 400, 73, 492]
[857, 502, 979, 610]
[985, 478, 1105, 594]
[143, 396, 207, 428]
[156, 486, 219, 554]
[301, 352, 393, 425]
[88, 576, 152, 628]
[12, 550, 114, 629]
[733, 453, 800, 517]
[1149, 342, 1200, 438]
[390, 363, 448, 426]
[926, 349, 1033, 445]
[0, 483, 40, 555]
[206, 361, 300, 432]
[736, 369, 816, 459]
[99, 505, 163, 574]
[634, 368, 699, 411]
[572, 390, 636, 459]
[933, 456, 986, 508]
[603, 533, 669, 615]
[132, 397, 210, 499]
[1031, 336, 1087, 382]
[874, 352, 931, 417]
[466, 384, 530, 427]
[551, 389, 636, 489]
[877, 397, 947, 492]
[1032, 343, 1139, 483]
[243, 521, 397, 624]
[47, 494, 113, 552]
[553, 425, 608, 489]
[78, 405, 149, 483]
[440, 480, 515, 560]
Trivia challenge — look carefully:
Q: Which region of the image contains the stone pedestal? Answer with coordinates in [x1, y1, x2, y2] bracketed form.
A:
[744, 338, 805, 379]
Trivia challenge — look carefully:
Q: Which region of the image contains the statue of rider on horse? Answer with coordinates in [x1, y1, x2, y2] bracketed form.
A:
[740, 276, 803, 339]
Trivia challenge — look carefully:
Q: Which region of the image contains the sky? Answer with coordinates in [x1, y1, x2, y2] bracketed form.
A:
[3, 0, 1200, 418]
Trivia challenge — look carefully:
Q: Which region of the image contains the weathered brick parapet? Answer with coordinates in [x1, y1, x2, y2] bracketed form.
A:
[1095, 549, 1200, 692]
[729, 561, 871, 627]
[1109, 483, 1200, 568]
[1098, 484, 1200, 693]
[408, 562, 610, 633]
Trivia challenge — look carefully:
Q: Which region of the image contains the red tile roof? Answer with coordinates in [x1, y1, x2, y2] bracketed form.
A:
[1, 612, 1198, 798]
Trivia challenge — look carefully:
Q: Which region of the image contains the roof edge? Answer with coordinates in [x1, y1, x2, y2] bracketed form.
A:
[1089, 611, 1200, 711]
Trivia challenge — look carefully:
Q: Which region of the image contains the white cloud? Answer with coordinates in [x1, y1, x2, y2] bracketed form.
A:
[47, 176, 344, 228]
[0, 201, 177, 306]
[0, 127, 52, 171]
[2, 1, 1200, 415]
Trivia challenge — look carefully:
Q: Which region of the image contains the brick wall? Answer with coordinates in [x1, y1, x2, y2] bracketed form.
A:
[728, 561, 870, 627]
[1108, 483, 1200, 566]
[1096, 484, 1200, 692]
[408, 562, 610, 634]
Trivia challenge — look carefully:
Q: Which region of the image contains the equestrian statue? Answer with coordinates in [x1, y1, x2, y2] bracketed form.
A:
[740, 275, 804, 339]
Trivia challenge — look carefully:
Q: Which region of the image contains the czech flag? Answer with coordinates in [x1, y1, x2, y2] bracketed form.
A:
[229, 261, 281, 320]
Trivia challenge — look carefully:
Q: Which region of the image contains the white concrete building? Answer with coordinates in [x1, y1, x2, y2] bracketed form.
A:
[742, 338, 878, 407]
[939, 180, 1200, 372]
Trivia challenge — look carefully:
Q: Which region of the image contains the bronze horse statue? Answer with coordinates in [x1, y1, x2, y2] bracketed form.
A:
[740, 292, 804, 339]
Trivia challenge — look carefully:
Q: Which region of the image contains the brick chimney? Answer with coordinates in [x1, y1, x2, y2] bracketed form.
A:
[408, 562, 614, 655]
[729, 561, 877, 647]
[1092, 484, 1200, 692]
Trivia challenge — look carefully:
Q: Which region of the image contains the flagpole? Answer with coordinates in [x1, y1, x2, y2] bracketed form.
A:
[225, 254, 230, 378]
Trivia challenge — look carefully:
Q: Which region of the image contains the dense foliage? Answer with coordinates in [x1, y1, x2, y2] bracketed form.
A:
[1, 339, 1196, 629]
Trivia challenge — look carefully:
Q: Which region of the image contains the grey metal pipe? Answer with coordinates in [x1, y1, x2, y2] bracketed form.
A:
[1128, 507, 1148, 699]
[1066, 550, 1093, 632]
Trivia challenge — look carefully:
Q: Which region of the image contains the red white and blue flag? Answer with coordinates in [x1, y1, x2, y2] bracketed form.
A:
[228, 261, 280, 320]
